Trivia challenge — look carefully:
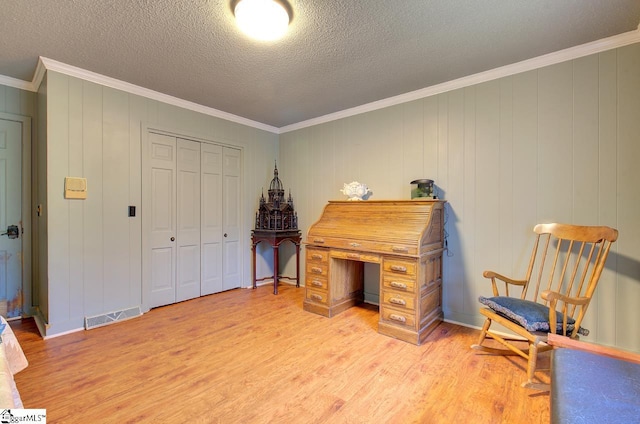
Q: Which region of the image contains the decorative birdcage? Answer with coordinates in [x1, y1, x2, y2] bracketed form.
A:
[255, 162, 298, 231]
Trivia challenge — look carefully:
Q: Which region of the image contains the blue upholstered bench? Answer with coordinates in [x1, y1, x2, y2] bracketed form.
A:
[550, 336, 640, 423]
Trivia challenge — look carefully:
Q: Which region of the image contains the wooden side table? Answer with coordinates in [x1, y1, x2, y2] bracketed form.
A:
[251, 230, 301, 294]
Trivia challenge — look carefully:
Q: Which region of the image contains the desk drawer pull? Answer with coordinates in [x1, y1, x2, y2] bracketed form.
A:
[390, 265, 407, 273]
[313, 238, 325, 244]
[389, 314, 406, 323]
[389, 297, 406, 306]
[310, 267, 323, 274]
[390, 281, 407, 289]
[311, 294, 323, 301]
[350, 242, 361, 248]
[311, 253, 323, 260]
[392, 246, 409, 253]
[311, 280, 323, 287]
[347, 253, 360, 260]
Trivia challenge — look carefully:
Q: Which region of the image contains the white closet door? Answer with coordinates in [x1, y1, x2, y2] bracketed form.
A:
[223, 147, 241, 290]
[149, 133, 177, 308]
[145, 133, 242, 307]
[201, 143, 223, 295]
[176, 139, 201, 302]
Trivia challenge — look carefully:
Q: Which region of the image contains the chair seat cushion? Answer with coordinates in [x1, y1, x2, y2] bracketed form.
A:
[478, 296, 589, 336]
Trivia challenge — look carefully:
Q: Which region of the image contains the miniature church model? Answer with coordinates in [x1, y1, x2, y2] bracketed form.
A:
[255, 163, 298, 231]
[251, 163, 301, 295]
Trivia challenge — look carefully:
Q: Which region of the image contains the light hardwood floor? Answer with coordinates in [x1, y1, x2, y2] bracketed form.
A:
[10, 285, 550, 423]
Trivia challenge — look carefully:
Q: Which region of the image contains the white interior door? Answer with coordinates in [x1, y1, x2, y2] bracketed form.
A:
[201, 143, 223, 295]
[223, 147, 241, 290]
[0, 119, 22, 317]
[176, 139, 201, 302]
[149, 133, 177, 308]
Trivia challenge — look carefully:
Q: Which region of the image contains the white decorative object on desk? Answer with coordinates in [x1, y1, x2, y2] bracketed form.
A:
[340, 181, 372, 201]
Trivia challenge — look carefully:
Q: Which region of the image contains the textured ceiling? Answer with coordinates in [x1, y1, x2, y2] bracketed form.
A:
[1, 1, 640, 129]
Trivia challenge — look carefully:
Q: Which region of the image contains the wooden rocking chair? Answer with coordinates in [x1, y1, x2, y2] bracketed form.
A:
[471, 223, 618, 389]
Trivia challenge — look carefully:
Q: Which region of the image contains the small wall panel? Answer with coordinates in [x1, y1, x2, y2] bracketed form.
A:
[103, 87, 132, 313]
[595, 49, 619, 347]
[82, 80, 104, 319]
[615, 44, 640, 352]
[537, 62, 573, 223]
[68, 76, 84, 320]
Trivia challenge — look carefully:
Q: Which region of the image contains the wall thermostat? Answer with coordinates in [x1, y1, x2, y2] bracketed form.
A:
[64, 177, 88, 199]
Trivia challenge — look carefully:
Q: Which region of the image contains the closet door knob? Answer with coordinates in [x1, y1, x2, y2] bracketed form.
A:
[170, 237, 175, 242]
[224, 233, 228, 237]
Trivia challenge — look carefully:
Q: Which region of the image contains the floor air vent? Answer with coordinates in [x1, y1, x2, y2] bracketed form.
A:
[85, 306, 142, 330]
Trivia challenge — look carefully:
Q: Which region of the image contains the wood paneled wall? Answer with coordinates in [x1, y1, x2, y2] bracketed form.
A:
[280, 43, 640, 352]
[39, 71, 278, 336]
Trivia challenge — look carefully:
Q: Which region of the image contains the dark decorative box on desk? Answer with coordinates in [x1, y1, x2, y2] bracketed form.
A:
[251, 163, 301, 294]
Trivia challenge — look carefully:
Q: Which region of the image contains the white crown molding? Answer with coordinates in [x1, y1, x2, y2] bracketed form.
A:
[32, 58, 47, 91]
[38, 57, 280, 134]
[0, 73, 34, 91]
[0, 58, 47, 92]
[280, 27, 640, 134]
[0, 27, 639, 134]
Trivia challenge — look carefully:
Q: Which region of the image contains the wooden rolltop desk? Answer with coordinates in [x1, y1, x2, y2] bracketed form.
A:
[303, 200, 446, 345]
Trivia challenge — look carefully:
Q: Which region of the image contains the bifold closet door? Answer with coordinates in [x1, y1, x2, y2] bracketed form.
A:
[201, 143, 223, 295]
[147, 132, 241, 308]
[149, 133, 178, 308]
[201, 144, 242, 294]
[176, 138, 201, 302]
[222, 147, 241, 290]
[148, 135, 203, 307]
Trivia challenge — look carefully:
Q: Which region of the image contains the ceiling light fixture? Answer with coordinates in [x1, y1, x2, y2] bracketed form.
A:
[234, 0, 291, 41]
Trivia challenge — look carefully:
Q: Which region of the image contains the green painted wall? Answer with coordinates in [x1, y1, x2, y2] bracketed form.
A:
[280, 43, 640, 352]
[41, 71, 278, 335]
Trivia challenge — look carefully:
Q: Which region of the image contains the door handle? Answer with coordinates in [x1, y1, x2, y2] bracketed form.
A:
[224, 233, 228, 237]
[1, 225, 19, 239]
[170, 237, 175, 242]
